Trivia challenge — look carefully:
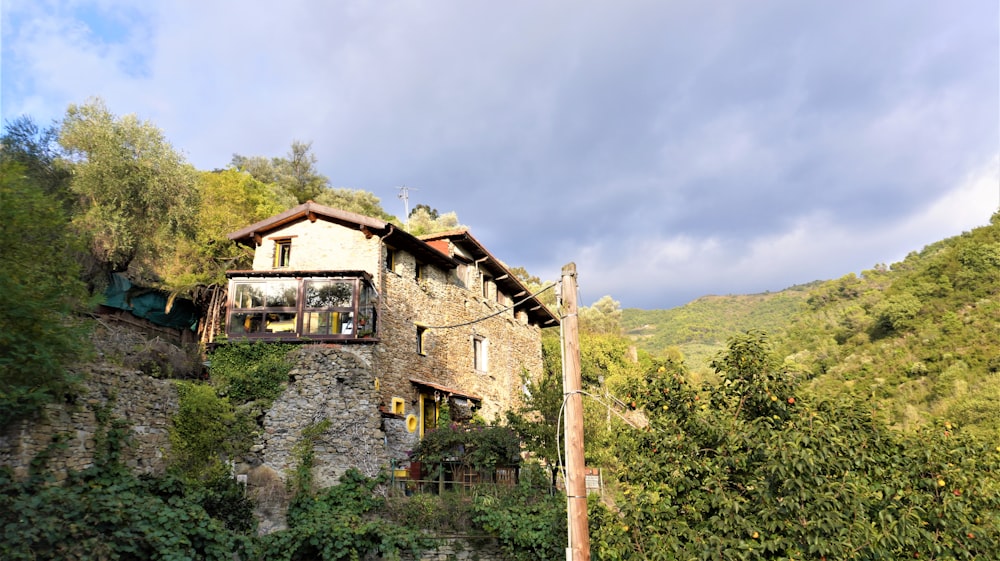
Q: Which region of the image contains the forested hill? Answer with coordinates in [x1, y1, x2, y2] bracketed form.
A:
[622, 284, 817, 376]
[622, 212, 1000, 439]
[778, 212, 1000, 440]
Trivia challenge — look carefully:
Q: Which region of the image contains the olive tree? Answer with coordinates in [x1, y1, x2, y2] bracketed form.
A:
[59, 98, 197, 277]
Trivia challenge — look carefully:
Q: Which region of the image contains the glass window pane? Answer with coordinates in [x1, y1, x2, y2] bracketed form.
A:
[265, 313, 297, 333]
[303, 311, 354, 335]
[305, 312, 334, 335]
[305, 280, 353, 308]
[265, 281, 298, 307]
[340, 311, 355, 335]
[361, 282, 377, 306]
[231, 312, 263, 333]
[233, 284, 263, 309]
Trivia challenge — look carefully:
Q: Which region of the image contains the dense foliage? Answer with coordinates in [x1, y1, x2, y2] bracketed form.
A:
[622, 288, 813, 376]
[0, 159, 91, 426]
[59, 98, 199, 277]
[591, 331, 1000, 560]
[409, 422, 522, 478]
[207, 341, 295, 405]
[170, 342, 294, 480]
[471, 465, 567, 561]
[778, 214, 1000, 440]
[0, 465, 252, 560]
[0, 407, 253, 560]
[259, 469, 432, 561]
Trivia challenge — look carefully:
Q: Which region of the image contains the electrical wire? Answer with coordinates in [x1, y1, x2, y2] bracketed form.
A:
[419, 282, 556, 330]
[555, 389, 643, 485]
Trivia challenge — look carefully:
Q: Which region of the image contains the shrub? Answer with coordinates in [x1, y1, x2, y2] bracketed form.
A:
[208, 341, 294, 404]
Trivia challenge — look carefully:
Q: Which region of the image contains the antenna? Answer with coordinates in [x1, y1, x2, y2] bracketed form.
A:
[398, 185, 418, 229]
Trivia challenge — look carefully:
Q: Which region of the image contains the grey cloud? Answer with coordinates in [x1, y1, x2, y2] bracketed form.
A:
[2, 0, 996, 308]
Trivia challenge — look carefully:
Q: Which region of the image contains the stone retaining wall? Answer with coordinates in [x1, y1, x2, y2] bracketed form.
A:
[253, 345, 388, 489]
[391, 538, 508, 561]
[0, 365, 177, 481]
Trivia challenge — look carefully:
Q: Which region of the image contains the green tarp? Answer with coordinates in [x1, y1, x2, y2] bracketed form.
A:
[102, 274, 199, 331]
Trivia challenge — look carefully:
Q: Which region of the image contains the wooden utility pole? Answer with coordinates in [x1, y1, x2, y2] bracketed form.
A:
[561, 263, 590, 561]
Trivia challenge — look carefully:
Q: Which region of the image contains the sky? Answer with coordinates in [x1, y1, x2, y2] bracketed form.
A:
[3, 1, 998, 309]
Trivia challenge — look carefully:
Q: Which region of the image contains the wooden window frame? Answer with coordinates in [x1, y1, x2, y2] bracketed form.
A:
[226, 275, 377, 341]
[473, 335, 488, 372]
[385, 247, 395, 273]
[416, 325, 428, 356]
[273, 238, 292, 269]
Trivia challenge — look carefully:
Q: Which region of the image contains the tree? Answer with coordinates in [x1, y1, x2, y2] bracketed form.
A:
[509, 266, 557, 310]
[276, 140, 328, 203]
[230, 154, 278, 184]
[1, 115, 73, 210]
[590, 332, 1000, 560]
[580, 295, 623, 335]
[314, 187, 396, 221]
[232, 141, 329, 204]
[411, 203, 439, 220]
[59, 97, 198, 278]
[506, 348, 564, 482]
[161, 169, 291, 290]
[0, 160, 91, 426]
[406, 206, 463, 235]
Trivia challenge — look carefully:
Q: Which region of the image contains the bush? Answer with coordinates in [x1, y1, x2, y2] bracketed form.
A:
[259, 469, 432, 561]
[592, 334, 1000, 560]
[471, 468, 567, 561]
[208, 341, 294, 404]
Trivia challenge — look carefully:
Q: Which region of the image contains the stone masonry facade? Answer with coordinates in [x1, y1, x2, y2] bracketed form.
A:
[0, 365, 177, 481]
[253, 345, 389, 488]
[375, 247, 544, 423]
[225, 202, 556, 465]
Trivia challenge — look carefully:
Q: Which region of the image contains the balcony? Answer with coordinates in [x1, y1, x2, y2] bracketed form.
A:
[225, 271, 377, 342]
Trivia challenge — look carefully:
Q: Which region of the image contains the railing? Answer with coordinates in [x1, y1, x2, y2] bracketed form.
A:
[390, 466, 519, 495]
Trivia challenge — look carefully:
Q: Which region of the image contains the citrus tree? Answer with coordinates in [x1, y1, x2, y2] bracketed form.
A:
[591, 331, 1000, 560]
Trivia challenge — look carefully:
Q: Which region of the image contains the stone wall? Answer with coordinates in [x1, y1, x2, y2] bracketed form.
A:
[252, 217, 380, 272]
[391, 538, 509, 561]
[0, 365, 177, 481]
[254, 345, 388, 489]
[375, 248, 545, 424]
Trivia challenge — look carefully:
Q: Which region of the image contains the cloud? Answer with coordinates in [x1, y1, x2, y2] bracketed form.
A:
[571, 154, 998, 308]
[2, 0, 996, 309]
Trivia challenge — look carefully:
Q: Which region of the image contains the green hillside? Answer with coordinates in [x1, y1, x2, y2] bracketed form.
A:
[621, 213, 1000, 441]
[622, 284, 816, 377]
[777, 213, 1000, 440]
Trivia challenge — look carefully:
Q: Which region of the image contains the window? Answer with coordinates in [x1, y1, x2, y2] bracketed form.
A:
[391, 397, 406, 416]
[473, 336, 488, 372]
[273, 239, 292, 268]
[416, 325, 428, 355]
[227, 275, 377, 340]
[385, 248, 395, 273]
[302, 279, 354, 335]
[481, 275, 491, 299]
[230, 280, 298, 334]
[415, 262, 425, 281]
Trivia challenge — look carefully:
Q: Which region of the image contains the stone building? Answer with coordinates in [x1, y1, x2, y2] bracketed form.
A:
[225, 201, 558, 482]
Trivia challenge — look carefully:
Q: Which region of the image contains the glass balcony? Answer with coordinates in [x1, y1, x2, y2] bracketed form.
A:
[226, 273, 377, 341]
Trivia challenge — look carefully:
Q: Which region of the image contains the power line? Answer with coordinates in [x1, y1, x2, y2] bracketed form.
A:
[419, 283, 556, 330]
